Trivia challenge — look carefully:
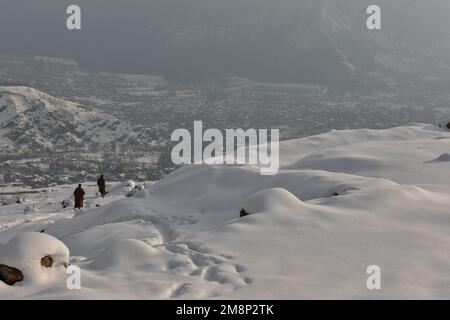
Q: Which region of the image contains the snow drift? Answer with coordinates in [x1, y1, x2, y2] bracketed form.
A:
[1, 123, 450, 299]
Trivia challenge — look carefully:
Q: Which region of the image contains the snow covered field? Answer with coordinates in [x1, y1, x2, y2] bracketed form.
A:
[1, 123, 450, 299]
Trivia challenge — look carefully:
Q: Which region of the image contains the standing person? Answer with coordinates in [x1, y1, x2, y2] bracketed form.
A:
[97, 174, 106, 198]
[74, 184, 85, 209]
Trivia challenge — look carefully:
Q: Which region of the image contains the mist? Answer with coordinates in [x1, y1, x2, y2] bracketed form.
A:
[1, 0, 450, 85]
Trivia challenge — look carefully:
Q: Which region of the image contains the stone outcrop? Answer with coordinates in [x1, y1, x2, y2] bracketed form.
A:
[0, 264, 24, 286]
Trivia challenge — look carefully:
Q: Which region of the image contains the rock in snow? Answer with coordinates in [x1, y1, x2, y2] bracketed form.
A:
[0, 264, 24, 286]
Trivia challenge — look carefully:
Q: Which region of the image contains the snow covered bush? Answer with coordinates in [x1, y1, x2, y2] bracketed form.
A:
[61, 199, 74, 209]
[3, 195, 26, 206]
[24, 204, 38, 214]
[109, 180, 136, 196]
[126, 184, 148, 198]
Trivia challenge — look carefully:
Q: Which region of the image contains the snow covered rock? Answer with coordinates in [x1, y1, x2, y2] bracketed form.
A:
[438, 118, 450, 130]
[435, 153, 450, 162]
[61, 199, 74, 209]
[24, 204, 38, 214]
[109, 180, 136, 196]
[126, 184, 148, 198]
[0, 232, 69, 284]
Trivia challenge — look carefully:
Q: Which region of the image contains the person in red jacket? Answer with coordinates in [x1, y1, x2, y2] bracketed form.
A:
[74, 184, 85, 209]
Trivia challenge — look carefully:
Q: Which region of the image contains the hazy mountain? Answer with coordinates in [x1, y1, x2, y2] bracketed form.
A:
[1, 0, 450, 86]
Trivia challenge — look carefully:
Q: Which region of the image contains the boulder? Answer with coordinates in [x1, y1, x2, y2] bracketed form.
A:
[40, 255, 53, 268]
[240, 209, 249, 218]
[0, 264, 24, 286]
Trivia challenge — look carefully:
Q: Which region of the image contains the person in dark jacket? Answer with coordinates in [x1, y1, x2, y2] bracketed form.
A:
[97, 175, 106, 198]
[74, 184, 85, 209]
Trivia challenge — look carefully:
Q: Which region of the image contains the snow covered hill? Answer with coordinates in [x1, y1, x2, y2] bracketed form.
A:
[1, 123, 450, 299]
[0, 86, 156, 152]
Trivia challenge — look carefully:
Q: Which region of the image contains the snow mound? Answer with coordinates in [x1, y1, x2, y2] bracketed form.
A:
[24, 205, 38, 214]
[0, 232, 69, 284]
[89, 239, 162, 270]
[126, 185, 148, 198]
[438, 118, 450, 130]
[241, 188, 305, 214]
[109, 180, 136, 196]
[435, 153, 450, 162]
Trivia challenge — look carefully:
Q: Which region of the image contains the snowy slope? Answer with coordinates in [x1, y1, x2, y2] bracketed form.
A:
[0, 86, 155, 152]
[1, 123, 450, 299]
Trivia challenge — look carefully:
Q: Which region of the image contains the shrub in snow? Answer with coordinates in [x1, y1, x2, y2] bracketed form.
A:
[0, 232, 70, 285]
[24, 204, 38, 214]
[3, 195, 26, 206]
[61, 199, 74, 209]
[126, 184, 147, 198]
[109, 180, 136, 196]
[329, 184, 359, 197]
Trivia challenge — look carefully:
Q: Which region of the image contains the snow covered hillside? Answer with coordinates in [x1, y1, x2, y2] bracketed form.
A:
[0, 86, 157, 152]
[1, 123, 450, 299]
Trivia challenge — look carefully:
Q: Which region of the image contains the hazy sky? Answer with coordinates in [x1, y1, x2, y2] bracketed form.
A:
[1, 0, 450, 83]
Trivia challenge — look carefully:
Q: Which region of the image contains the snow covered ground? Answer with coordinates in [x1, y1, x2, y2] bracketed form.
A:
[1, 123, 450, 299]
